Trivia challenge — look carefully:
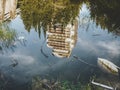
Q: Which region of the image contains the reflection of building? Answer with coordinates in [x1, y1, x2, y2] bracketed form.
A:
[0, 0, 19, 22]
[47, 20, 78, 58]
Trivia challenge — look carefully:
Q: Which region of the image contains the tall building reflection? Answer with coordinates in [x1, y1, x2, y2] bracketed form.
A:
[0, 0, 19, 22]
[47, 20, 78, 58]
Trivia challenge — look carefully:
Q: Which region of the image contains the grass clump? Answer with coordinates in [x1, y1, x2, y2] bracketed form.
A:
[0, 26, 17, 47]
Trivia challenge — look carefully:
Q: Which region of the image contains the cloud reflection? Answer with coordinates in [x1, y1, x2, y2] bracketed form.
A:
[10, 54, 35, 65]
[97, 41, 120, 56]
[77, 37, 120, 57]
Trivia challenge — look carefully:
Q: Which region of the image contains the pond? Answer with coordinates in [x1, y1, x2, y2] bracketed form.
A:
[0, 0, 120, 90]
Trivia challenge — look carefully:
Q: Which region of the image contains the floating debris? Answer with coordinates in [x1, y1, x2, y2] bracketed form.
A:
[17, 36, 27, 46]
[98, 58, 120, 75]
[91, 80, 115, 90]
[18, 36, 25, 40]
[73, 55, 97, 67]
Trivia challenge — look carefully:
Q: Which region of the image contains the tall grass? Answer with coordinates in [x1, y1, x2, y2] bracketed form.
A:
[0, 25, 17, 47]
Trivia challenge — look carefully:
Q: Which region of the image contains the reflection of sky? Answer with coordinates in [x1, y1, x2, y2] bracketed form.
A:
[0, 4, 120, 86]
[0, 15, 72, 82]
[76, 4, 120, 64]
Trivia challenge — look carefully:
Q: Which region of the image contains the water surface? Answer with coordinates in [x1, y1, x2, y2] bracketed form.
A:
[0, 0, 120, 90]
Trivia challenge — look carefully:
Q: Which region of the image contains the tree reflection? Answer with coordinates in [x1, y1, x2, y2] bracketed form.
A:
[20, 0, 53, 32]
[20, 0, 81, 37]
[89, 0, 120, 35]
[0, 24, 17, 54]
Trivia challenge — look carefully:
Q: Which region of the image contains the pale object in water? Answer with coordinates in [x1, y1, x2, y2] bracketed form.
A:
[18, 36, 25, 40]
[97, 58, 120, 75]
[91, 80, 115, 90]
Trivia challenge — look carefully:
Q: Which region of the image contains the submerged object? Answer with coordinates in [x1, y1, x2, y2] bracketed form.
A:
[98, 58, 120, 75]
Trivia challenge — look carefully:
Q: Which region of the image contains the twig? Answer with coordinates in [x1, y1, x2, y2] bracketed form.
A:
[91, 80, 115, 90]
[42, 82, 52, 90]
[73, 55, 97, 67]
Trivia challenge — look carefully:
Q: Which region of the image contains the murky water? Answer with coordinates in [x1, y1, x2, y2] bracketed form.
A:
[0, 0, 120, 90]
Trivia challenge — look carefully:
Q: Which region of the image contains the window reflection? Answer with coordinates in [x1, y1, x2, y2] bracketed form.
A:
[47, 20, 78, 58]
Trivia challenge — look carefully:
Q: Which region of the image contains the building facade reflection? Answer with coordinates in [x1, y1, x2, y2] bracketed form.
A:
[0, 0, 19, 22]
[47, 20, 78, 58]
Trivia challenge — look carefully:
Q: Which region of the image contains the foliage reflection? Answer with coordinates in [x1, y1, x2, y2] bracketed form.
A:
[20, 0, 81, 37]
[88, 0, 120, 35]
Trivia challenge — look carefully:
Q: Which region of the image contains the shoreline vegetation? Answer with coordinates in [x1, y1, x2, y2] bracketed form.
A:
[30, 76, 120, 90]
[0, 25, 16, 48]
